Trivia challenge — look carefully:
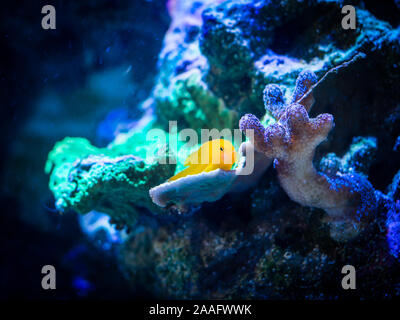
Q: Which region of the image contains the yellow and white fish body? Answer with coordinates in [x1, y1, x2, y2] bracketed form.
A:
[168, 139, 237, 182]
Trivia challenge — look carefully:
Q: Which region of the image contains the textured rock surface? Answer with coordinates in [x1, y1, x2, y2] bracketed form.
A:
[115, 0, 400, 299]
[46, 134, 176, 227]
[152, 0, 400, 133]
[319, 136, 378, 177]
[44, 0, 400, 299]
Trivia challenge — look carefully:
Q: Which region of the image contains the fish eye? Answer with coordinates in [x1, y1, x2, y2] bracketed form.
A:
[220, 147, 224, 151]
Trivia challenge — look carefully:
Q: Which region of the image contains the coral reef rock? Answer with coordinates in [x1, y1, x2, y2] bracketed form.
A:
[46, 135, 175, 227]
[46, 0, 400, 299]
[240, 70, 379, 241]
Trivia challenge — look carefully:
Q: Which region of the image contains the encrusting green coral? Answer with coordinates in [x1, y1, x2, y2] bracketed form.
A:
[45, 129, 176, 227]
[154, 69, 238, 133]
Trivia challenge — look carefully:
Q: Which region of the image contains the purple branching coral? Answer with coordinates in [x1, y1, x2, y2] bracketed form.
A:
[240, 69, 378, 242]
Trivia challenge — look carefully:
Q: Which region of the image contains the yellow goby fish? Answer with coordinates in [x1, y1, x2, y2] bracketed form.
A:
[168, 139, 237, 182]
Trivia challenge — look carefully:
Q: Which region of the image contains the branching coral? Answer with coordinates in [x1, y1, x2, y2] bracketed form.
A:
[240, 70, 378, 241]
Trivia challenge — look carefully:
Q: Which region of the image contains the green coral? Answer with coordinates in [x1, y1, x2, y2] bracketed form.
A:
[45, 128, 177, 227]
[154, 69, 238, 132]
